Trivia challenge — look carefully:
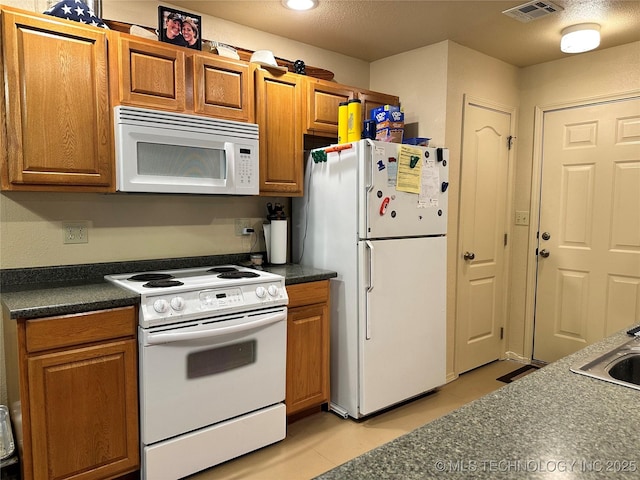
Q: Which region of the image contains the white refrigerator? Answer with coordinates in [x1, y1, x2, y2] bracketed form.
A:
[292, 139, 448, 419]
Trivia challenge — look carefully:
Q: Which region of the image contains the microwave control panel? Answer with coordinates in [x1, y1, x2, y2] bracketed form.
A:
[236, 146, 258, 193]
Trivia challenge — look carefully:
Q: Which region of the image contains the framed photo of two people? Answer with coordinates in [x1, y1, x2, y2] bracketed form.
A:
[158, 6, 202, 50]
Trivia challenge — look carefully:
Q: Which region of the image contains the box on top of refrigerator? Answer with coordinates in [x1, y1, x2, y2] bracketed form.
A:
[372, 105, 404, 143]
[371, 104, 404, 123]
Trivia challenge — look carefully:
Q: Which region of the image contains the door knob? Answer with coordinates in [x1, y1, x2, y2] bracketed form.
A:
[463, 251, 475, 261]
[539, 249, 550, 258]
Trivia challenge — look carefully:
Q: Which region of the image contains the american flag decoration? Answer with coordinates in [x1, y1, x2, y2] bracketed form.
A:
[44, 0, 109, 29]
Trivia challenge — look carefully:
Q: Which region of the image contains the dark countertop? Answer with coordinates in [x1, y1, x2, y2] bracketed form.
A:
[315, 328, 640, 479]
[259, 263, 337, 285]
[0, 257, 336, 320]
[0, 281, 140, 320]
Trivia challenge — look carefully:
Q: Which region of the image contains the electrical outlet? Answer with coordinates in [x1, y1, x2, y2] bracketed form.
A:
[234, 218, 251, 236]
[515, 211, 530, 226]
[63, 222, 89, 244]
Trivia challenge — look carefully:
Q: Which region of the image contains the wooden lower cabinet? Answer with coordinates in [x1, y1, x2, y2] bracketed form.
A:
[6, 307, 139, 480]
[285, 281, 330, 417]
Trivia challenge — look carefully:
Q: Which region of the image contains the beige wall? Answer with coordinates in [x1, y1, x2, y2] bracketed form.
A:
[508, 41, 640, 359]
[370, 41, 520, 380]
[369, 41, 449, 145]
[445, 43, 520, 376]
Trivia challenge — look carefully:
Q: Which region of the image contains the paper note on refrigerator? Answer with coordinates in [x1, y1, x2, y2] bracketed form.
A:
[418, 156, 440, 208]
[396, 146, 422, 194]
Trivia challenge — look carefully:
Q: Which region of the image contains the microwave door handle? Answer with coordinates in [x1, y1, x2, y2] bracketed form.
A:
[145, 310, 286, 345]
[224, 142, 235, 187]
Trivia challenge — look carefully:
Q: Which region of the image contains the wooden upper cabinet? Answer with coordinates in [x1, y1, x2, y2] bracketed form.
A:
[110, 34, 186, 111]
[255, 68, 304, 196]
[357, 89, 400, 124]
[190, 54, 254, 122]
[110, 32, 255, 123]
[304, 78, 355, 137]
[1, 7, 113, 191]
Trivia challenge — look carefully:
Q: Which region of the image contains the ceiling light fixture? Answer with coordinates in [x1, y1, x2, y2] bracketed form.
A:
[282, 0, 318, 11]
[560, 23, 601, 54]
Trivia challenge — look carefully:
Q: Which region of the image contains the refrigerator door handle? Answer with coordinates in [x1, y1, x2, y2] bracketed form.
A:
[365, 240, 374, 340]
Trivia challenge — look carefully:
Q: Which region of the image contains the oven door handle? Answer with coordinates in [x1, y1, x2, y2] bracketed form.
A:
[145, 310, 286, 345]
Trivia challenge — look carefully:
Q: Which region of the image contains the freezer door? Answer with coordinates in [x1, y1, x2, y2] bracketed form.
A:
[358, 140, 448, 239]
[358, 236, 446, 417]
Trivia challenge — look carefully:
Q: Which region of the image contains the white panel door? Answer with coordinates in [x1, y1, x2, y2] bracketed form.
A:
[455, 100, 512, 373]
[359, 236, 446, 416]
[533, 97, 640, 363]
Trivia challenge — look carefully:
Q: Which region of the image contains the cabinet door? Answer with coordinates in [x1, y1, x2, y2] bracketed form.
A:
[112, 35, 186, 111]
[191, 54, 254, 122]
[255, 68, 304, 196]
[28, 339, 139, 480]
[286, 303, 330, 415]
[357, 89, 400, 124]
[1, 8, 113, 191]
[304, 78, 354, 137]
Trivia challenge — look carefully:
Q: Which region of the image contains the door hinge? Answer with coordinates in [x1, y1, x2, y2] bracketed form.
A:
[504, 233, 508, 246]
[500, 327, 504, 340]
[507, 135, 516, 150]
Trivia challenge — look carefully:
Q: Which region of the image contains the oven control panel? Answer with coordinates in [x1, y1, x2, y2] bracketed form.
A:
[139, 282, 288, 327]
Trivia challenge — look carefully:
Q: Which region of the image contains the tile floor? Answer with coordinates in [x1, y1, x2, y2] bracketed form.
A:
[188, 360, 523, 480]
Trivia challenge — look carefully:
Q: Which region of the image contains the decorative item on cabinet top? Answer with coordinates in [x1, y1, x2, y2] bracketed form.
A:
[158, 5, 202, 51]
[44, 0, 109, 28]
[103, 19, 335, 80]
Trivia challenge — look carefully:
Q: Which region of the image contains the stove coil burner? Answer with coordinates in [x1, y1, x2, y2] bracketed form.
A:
[217, 271, 260, 279]
[143, 280, 185, 288]
[128, 273, 174, 282]
[207, 267, 239, 273]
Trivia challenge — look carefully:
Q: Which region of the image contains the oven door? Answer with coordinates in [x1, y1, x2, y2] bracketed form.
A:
[139, 306, 287, 445]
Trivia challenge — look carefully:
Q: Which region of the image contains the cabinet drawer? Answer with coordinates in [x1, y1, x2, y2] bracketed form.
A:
[25, 307, 136, 353]
[287, 281, 329, 309]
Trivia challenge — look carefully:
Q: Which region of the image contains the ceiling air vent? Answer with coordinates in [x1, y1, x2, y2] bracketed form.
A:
[502, 1, 564, 23]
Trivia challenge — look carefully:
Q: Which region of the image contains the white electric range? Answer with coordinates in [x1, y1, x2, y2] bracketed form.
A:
[106, 265, 288, 479]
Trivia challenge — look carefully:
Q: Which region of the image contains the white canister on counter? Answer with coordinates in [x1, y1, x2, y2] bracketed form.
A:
[269, 220, 287, 265]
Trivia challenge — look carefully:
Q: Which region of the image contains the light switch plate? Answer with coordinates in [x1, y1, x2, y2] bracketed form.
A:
[515, 211, 529, 226]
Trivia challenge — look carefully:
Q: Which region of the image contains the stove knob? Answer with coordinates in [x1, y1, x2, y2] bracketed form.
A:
[170, 297, 185, 311]
[268, 285, 279, 297]
[255, 286, 267, 298]
[153, 299, 169, 313]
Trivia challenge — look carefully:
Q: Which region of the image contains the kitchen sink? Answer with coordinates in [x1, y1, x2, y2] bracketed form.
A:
[570, 336, 640, 391]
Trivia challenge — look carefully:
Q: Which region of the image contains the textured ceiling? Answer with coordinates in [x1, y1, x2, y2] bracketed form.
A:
[171, 0, 640, 67]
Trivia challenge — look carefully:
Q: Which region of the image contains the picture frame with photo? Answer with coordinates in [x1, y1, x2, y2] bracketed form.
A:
[158, 6, 202, 50]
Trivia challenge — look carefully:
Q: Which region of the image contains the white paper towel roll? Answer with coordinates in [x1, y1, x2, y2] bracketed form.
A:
[270, 220, 287, 264]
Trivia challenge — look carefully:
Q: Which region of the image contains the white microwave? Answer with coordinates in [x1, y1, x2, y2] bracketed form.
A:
[114, 106, 259, 195]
